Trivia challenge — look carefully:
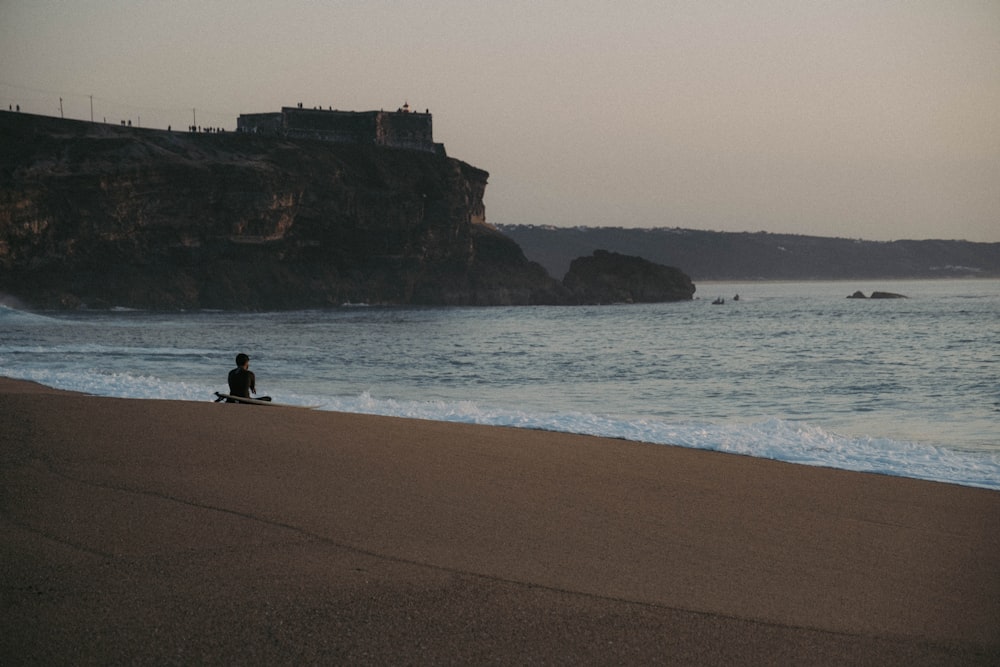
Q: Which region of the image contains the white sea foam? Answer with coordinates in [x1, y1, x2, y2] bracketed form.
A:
[4, 367, 997, 491]
[3, 281, 998, 491]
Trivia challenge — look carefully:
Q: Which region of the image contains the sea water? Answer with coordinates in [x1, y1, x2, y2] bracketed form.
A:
[1, 279, 997, 489]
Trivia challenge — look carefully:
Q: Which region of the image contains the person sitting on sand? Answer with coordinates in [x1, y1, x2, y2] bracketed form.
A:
[227, 353, 270, 403]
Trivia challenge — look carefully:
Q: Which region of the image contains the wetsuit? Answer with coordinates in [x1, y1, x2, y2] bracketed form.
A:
[227, 367, 256, 402]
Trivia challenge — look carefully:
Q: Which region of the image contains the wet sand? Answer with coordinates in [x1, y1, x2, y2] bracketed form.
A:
[1, 377, 998, 664]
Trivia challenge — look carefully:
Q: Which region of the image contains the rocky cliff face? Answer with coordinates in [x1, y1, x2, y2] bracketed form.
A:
[563, 250, 695, 303]
[0, 112, 565, 309]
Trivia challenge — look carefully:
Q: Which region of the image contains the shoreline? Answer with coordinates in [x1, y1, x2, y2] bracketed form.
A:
[2, 377, 998, 664]
[2, 371, 997, 493]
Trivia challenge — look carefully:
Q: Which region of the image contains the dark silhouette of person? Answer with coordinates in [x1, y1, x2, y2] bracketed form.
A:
[227, 353, 270, 402]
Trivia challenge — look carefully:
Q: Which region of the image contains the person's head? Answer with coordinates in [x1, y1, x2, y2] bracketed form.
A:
[235, 353, 250, 368]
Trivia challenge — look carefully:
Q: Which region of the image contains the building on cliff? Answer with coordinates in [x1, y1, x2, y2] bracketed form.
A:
[237, 102, 444, 154]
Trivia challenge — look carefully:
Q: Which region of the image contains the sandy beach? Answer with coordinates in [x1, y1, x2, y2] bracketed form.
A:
[1, 377, 997, 664]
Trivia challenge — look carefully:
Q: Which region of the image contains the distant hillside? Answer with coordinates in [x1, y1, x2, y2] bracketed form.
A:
[496, 225, 1000, 281]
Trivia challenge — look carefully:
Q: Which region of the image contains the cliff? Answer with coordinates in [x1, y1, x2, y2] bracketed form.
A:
[497, 225, 1000, 281]
[0, 112, 566, 309]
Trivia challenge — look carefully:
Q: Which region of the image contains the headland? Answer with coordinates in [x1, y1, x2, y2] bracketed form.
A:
[0, 110, 694, 309]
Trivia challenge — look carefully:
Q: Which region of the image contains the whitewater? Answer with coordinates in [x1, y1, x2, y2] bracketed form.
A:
[1, 279, 997, 490]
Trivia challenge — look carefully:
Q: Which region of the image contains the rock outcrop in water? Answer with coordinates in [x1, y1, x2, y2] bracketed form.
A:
[847, 291, 907, 299]
[563, 250, 695, 304]
[0, 112, 571, 309]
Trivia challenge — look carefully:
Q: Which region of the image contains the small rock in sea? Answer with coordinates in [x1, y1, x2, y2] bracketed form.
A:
[847, 291, 867, 299]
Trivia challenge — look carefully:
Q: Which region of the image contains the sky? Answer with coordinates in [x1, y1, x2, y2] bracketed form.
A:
[1, 1, 998, 242]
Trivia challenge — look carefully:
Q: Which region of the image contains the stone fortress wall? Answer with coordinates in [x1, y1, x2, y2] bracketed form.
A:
[237, 102, 443, 154]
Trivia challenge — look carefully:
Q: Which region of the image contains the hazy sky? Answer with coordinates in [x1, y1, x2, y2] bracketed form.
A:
[2, 1, 998, 242]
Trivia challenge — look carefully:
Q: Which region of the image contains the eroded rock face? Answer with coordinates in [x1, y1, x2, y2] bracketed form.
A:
[562, 250, 695, 304]
[0, 113, 563, 309]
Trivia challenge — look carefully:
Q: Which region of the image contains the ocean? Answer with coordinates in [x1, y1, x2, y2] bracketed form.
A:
[2, 279, 997, 489]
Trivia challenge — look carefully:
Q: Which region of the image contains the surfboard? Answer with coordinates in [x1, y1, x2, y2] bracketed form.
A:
[213, 392, 317, 409]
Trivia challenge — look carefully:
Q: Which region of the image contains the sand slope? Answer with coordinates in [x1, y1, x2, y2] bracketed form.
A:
[2, 378, 997, 664]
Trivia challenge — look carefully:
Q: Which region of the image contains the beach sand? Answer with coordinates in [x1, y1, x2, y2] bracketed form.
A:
[1, 377, 998, 665]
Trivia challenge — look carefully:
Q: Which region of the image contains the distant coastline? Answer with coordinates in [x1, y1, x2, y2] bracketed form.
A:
[497, 224, 1000, 282]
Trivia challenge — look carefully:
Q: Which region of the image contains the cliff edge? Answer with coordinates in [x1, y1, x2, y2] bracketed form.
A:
[0, 112, 565, 309]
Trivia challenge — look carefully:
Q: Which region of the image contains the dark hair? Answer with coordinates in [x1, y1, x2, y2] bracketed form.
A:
[235, 353, 250, 366]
